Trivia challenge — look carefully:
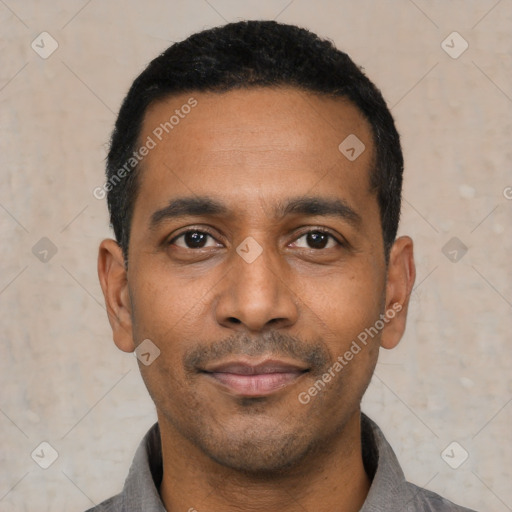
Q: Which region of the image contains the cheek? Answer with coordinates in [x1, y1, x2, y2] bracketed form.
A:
[128, 270, 202, 414]
[299, 264, 384, 348]
[128, 263, 216, 402]
[296, 264, 385, 402]
[129, 261, 214, 342]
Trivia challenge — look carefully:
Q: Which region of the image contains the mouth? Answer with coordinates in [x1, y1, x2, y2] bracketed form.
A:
[200, 358, 310, 397]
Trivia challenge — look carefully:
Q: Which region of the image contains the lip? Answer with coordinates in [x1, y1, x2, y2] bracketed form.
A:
[204, 358, 309, 374]
[201, 358, 309, 397]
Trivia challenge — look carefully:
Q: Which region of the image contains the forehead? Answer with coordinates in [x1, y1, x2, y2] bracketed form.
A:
[133, 87, 376, 224]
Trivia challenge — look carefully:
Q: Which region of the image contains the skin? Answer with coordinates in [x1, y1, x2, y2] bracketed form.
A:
[98, 87, 415, 512]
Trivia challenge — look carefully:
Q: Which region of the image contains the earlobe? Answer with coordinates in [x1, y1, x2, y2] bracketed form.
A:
[380, 236, 416, 350]
[97, 239, 135, 353]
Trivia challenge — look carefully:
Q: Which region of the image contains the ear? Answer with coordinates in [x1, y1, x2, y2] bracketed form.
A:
[97, 239, 135, 353]
[380, 236, 416, 350]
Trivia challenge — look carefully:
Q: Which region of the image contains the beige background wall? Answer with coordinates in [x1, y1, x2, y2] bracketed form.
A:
[1, 1, 511, 511]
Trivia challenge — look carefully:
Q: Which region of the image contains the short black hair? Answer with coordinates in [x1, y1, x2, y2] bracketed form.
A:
[105, 20, 403, 264]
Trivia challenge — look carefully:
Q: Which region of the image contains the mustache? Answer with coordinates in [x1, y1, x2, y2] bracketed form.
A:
[183, 330, 331, 375]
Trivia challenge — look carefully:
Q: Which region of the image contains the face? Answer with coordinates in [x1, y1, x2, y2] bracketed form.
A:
[99, 87, 415, 474]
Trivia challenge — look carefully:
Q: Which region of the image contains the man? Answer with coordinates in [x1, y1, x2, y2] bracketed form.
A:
[91, 20, 476, 512]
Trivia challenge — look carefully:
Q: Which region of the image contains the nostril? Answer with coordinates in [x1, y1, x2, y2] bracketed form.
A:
[228, 317, 241, 324]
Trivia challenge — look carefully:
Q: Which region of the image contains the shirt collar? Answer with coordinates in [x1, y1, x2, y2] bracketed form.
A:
[359, 414, 419, 511]
[121, 421, 165, 511]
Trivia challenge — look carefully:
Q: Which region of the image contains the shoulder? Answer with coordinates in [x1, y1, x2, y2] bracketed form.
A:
[83, 493, 122, 512]
[404, 482, 478, 512]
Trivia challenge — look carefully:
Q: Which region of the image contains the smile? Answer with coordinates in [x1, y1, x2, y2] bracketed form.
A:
[200, 358, 309, 397]
[204, 371, 307, 396]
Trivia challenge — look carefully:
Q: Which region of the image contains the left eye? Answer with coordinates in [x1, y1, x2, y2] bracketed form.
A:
[292, 231, 339, 250]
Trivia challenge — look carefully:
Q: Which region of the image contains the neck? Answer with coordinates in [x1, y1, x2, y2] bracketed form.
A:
[158, 410, 371, 512]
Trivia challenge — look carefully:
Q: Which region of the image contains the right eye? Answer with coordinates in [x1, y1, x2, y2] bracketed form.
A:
[169, 229, 222, 250]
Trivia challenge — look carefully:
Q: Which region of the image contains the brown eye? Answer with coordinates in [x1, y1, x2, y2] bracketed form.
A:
[292, 230, 339, 250]
[170, 230, 219, 249]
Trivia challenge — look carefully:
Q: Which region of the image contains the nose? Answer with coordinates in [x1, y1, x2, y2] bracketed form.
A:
[214, 241, 299, 333]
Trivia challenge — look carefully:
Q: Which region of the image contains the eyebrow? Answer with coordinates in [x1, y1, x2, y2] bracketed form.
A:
[149, 195, 362, 230]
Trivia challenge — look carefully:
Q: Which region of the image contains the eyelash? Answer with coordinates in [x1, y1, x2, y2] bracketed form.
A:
[168, 227, 344, 250]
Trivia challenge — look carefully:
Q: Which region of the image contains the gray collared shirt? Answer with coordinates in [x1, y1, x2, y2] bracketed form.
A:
[85, 413, 477, 511]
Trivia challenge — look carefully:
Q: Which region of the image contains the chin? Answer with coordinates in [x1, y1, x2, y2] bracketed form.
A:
[195, 423, 324, 476]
